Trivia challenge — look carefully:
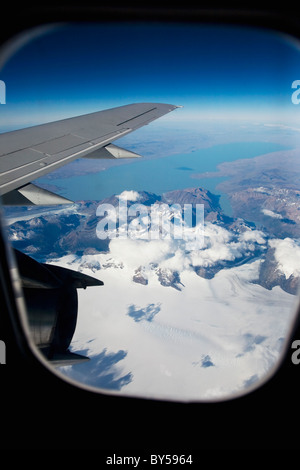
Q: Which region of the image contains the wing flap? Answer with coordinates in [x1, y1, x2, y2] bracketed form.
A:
[0, 128, 131, 195]
[2, 183, 73, 205]
[0, 148, 44, 173]
[32, 133, 88, 154]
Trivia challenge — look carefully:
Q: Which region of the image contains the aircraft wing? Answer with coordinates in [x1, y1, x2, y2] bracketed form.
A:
[0, 102, 179, 205]
[0, 102, 180, 364]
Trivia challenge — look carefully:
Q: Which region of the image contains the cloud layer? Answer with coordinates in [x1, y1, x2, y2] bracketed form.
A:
[269, 238, 300, 278]
[49, 223, 297, 402]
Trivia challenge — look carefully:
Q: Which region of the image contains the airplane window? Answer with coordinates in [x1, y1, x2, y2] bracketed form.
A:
[1, 21, 300, 402]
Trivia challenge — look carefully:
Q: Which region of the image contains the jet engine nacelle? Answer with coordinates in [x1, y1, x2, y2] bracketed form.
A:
[14, 249, 103, 366]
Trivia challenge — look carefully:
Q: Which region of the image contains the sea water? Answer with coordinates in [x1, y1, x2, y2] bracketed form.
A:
[38, 141, 288, 215]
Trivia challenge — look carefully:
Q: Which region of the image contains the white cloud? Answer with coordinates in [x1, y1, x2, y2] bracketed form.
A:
[47, 223, 296, 402]
[262, 209, 283, 219]
[264, 123, 300, 132]
[191, 244, 235, 267]
[108, 238, 172, 269]
[104, 221, 267, 273]
[239, 229, 266, 244]
[28, 218, 44, 228]
[160, 248, 191, 272]
[62, 255, 296, 402]
[8, 230, 35, 241]
[117, 190, 141, 202]
[269, 238, 300, 278]
[189, 224, 266, 267]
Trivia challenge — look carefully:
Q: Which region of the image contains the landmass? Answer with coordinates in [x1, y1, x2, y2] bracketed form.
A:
[192, 147, 300, 237]
[5, 185, 300, 295]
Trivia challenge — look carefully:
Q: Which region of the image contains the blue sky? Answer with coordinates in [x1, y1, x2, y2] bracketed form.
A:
[1, 22, 300, 130]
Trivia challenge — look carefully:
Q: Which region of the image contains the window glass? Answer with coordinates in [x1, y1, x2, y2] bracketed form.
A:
[1, 22, 300, 401]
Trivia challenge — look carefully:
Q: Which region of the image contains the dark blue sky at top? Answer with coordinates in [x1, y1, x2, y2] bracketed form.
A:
[1, 21, 300, 129]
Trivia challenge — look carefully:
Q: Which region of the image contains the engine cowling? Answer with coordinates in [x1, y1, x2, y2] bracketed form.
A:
[14, 249, 103, 366]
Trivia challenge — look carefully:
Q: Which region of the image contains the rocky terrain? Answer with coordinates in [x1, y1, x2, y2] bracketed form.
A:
[227, 187, 300, 238]
[5, 185, 300, 295]
[256, 246, 300, 295]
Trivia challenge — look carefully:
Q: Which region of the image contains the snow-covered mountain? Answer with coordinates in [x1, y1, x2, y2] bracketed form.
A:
[5, 187, 300, 401]
[6, 187, 299, 293]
